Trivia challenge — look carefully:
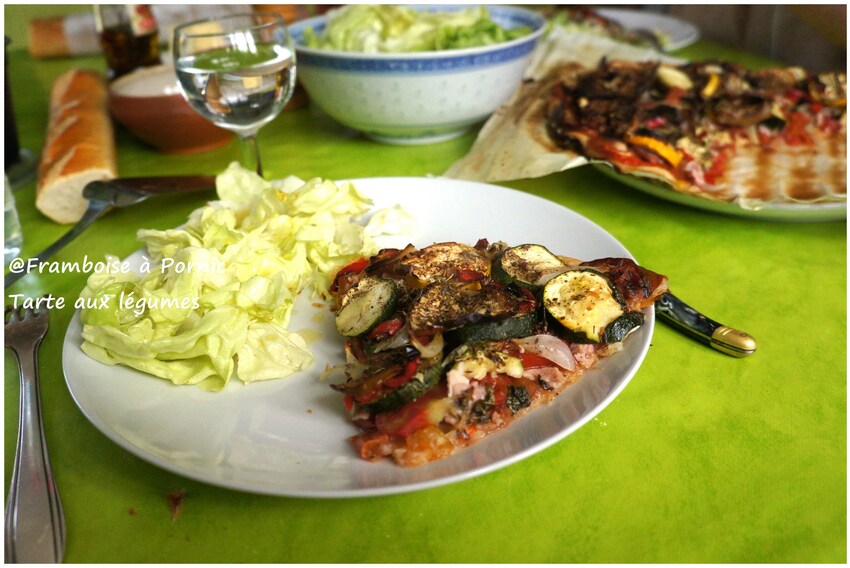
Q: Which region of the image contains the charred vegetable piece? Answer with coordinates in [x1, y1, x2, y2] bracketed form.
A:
[332, 348, 417, 398]
[364, 244, 416, 278]
[506, 385, 531, 414]
[335, 276, 399, 337]
[399, 242, 490, 285]
[362, 361, 445, 415]
[580, 258, 669, 311]
[445, 311, 538, 345]
[603, 311, 645, 344]
[408, 281, 521, 333]
[491, 244, 567, 291]
[543, 269, 625, 343]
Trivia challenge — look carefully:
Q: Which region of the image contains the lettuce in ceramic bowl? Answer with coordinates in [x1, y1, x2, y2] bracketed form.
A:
[290, 5, 545, 145]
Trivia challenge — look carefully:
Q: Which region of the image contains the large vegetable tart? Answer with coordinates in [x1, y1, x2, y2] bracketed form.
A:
[546, 59, 846, 205]
[328, 240, 668, 467]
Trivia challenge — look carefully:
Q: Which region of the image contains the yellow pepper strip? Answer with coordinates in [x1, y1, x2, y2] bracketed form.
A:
[626, 135, 683, 168]
[701, 73, 720, 99]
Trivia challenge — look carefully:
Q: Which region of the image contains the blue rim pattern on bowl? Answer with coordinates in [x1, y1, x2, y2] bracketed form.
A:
[295, 43, 539, 73]
[290, 5, 545, 73]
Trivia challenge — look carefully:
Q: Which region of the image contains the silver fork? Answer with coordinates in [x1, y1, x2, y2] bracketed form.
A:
[4, 306, 65, 563]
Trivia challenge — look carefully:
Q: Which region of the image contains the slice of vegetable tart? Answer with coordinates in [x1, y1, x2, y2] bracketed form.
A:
[328, 240, 668, 467]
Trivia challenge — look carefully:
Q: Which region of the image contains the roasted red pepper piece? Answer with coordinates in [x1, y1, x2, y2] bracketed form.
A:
[374, 384, 447, 437]
[366, 317, 404, 340]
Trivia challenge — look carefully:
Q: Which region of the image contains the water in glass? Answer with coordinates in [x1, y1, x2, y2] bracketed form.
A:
[175, 44, 295, 134]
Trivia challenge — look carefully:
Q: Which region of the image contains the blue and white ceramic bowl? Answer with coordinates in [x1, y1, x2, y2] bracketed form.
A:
[290, 5, 546, 145]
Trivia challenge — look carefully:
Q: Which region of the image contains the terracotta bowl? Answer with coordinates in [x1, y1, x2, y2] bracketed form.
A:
[108, 64, 233, 154]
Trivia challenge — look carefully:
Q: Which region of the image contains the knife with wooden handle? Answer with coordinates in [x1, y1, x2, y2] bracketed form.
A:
[656, 292, 757, 357]
[5, 176, 215, 289]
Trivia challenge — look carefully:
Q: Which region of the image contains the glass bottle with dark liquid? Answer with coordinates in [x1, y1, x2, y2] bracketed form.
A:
[94, 5, 161, 80]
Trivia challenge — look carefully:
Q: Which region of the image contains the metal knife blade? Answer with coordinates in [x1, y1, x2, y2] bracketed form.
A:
[655, 292, 757, 357]
[4, 176, 216, 289]
[85, 175, 218, 199]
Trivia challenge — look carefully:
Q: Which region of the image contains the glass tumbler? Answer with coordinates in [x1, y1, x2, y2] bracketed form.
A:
[4, 175, 23, 265]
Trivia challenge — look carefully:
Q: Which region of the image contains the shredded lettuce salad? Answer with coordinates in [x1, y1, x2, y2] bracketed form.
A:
[302, 5, 531, 53]
[78, 163, 412, 391]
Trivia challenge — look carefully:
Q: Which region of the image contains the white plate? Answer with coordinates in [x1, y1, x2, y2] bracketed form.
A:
[62, 177, 654, 498]
[597, 8, 700, 51]
[594, 163, 847, 222]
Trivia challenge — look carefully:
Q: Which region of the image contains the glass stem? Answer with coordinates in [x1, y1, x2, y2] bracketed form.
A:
[239, 132, 263, 178]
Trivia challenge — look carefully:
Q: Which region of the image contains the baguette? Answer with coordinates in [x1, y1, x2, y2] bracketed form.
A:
[28, 17, 71, 59]
[36, 69, 117, 224]
[28, 14, 100, 59]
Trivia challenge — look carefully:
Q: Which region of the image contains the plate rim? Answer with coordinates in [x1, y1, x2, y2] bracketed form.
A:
[593, 163, 847, 222]
[596, 7, 701, 51]
[62, 176, 656, 498]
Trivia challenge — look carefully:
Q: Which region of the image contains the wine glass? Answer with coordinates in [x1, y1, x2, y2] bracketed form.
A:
[173, 13, 296, 177]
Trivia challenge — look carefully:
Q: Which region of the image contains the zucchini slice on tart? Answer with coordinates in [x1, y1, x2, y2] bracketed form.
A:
[335, 276, 400, 337]
[492, 243, 567, 291]
[543, 268, 626, 343]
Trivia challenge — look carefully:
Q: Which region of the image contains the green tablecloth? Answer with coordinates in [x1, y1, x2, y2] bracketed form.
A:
[4, 6, 846, 563]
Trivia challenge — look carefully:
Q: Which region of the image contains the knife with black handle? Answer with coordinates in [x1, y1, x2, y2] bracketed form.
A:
[656, 292, 757, 357]
[4, 176, 215, 289]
